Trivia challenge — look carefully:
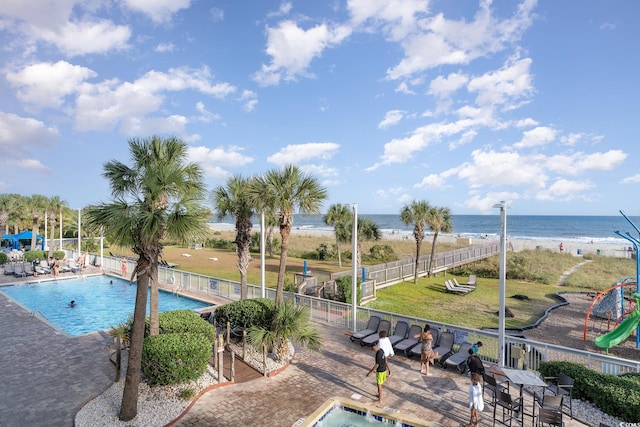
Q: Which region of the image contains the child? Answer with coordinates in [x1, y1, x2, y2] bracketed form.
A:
[377, 330, 394, 376]
[467, 372, 484, 427]
[366, 342, 388, 404]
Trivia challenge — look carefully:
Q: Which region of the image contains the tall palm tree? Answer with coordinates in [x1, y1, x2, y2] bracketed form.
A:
[27, 194, 48, 250]
[46, 196, 67, 256]
[212, 174, 256, 300]
[426, 206, 453, 277]
[249, 164, 327, 307]
[353, 217, 381, 269]
[0, 194, 16, 235]
[324, 203, 351, 268]
[400, 200, 432, 283]
[85, 136, 208, 421]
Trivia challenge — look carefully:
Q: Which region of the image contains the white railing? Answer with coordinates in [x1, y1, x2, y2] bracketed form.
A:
[92, 254, 640, 375]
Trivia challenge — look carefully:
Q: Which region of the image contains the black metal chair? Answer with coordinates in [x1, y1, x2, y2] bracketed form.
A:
[544, 373, 574, 419]
[537, 407, 563, 427]
[533, 394, 563, 426]
[483, 372, 509, 406]
[493, 389, 523, 427]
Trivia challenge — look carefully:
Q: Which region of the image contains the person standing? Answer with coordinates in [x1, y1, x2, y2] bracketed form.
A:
[366, 342, 388, 404]
[559, 242, 564, 252]
[377, 330, 394, 376]
[471, 341, 483, 355]
[414, 324, 434, 375]
[467, 372, 484, 427]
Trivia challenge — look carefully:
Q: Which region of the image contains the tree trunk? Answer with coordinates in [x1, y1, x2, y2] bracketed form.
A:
[414, 235, 423, 284]
[336, 237, 342, 268]
[149, 256, 159, 336]
[276, 225, 291, 307]
[428, 232, 439, 277]
[119, 270, 150, 421]
[115, 336, 121, 382]
[236, 218, 253, 300]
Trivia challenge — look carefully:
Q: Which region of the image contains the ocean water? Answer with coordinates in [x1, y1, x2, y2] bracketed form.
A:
[212, 213, 640, 247]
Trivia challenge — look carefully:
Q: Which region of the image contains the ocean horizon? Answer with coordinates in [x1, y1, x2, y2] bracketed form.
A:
[211, 214, 640, 247]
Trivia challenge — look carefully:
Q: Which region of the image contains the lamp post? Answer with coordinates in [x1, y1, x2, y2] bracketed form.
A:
[77, 208, 81, 257]
[260, 210, 266, 298]
[351, 203, 358, 333]
[493, 201, 508, 368]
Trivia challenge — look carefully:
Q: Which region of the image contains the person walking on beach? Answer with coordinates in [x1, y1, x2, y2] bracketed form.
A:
[377, 330, 394, 376]
[559, 242, 564, 252]
[414, 324, 435, 375]
[467, 372, 484, 427]
[366, 342, 388, 404]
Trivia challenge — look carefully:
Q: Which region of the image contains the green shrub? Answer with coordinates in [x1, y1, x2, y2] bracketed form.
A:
[146, 309, 215, 343]
[539, 361, 640, 422]
[23, 250, 48, 262]
[213, 298, 275, 330]
[141, 333, 211, 385]
[0, 252, 7, 265]
[327, 276, 362, 304]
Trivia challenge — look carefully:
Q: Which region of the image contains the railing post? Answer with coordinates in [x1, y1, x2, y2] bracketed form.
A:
[217, 334, 224, 381]
[263, 343, 268, 377]
[231, 350, 236, 383]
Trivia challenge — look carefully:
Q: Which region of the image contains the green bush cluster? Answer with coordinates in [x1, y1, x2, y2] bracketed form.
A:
[23, 250, 65, 262]
[146, 309, 216, 343]
[213, 298, 275, 330]
[0, 253, 7, 265]
[326, 276, 362, 304]
[539, 361, 640, 422]
[142, 333, 211, 385]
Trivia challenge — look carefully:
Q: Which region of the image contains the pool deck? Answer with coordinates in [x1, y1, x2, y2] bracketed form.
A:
[0, 269, 591, 427]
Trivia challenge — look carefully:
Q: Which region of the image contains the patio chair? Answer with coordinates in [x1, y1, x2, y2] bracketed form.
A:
[361, 319, 391, 346]
[393, 324, 422, 356]
[443, 342, 472, 373]
[483, 372, 509, 406]
[432, 331, 454, 366]
[493, 389, 523, 427]
[4, 262, 15, 275]
[544, 373, 574, 419]
[467, 274, 477, 286]
[387, 320, 409, 346]
[350, 315, 381, 342]
[453, 277, 475, 290]
[409, 327, 439, 359]
[533, 394, 563, 426]
[537, 406, 563, 427]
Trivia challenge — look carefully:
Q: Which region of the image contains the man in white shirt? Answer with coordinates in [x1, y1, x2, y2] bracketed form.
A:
[377, 330, 395, 376]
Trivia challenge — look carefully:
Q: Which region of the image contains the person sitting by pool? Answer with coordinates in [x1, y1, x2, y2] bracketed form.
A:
[69, 300, 76, 308]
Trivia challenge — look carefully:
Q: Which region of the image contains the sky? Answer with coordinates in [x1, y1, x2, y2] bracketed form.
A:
[1, 0, 638, 216]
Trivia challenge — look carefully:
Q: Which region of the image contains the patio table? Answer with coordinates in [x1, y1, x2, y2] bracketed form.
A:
[499, 367, 548, 426]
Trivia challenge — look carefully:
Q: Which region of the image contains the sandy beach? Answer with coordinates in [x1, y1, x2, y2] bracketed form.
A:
[207, 223, 633, 259]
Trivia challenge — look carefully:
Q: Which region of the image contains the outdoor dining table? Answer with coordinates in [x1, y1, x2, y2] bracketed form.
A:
[496, 367, 548, 426]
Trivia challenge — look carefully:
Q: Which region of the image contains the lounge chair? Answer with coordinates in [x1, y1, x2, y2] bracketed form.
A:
[453, 277, 475, 290]
[444, 280, 472, 294]
[4, 262, 15, 275]
[67, 259, 82, 272]
[361, 319, 391, 346]
[409, 327, 440, 359]
[387, 320, 409, 346]
[393, 324, 422, 356]
[467, 274, 477, 286]
[58, 262, 72, 273]
[432, 331, 454, 365]
[350, 315, 381, 342]
[443, 342, 473, 372]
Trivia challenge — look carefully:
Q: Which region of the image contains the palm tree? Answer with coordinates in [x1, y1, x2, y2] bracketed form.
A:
[426, 206, 453, 277]
[27, 194, 48, 250]
[324, 203, 351, 267]
[212, 174, 256, 300]
[0, 194, 16, 235]
[249, 164, 327, 307]
[353, 217, 381, 269]
[400, 200, 432, 283]
[46, 196, 67, 256]
[248, 300, 322, 362]
[85, 135, 209, 421]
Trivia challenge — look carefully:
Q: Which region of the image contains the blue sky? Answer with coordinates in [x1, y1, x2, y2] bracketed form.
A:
[1, 0, 638, 216]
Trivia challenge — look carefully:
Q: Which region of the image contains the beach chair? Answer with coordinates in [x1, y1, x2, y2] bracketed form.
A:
[393, 324, 422, 356]
[467, 274, 477, 286]
[443, 342, 472, 372]
[445, 280, 472, 294]
[361, 319, 391, 346]
[387, 320, 409, 346]
[4, 262, 15, 275]
[350, 315, 381, 342]
[453, 277, 475, 290]
[432, 332, 454, 365]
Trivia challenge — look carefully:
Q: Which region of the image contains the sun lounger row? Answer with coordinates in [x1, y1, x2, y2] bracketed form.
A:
[348, 316, 456, 363]
[444, 279, 475, 294]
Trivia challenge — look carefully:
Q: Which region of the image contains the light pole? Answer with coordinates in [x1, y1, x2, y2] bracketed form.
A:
[351, 203, 358, 333]
[493, 201, 508, 368]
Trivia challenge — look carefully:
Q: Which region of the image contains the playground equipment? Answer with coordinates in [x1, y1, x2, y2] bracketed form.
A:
[583, 278, 638, 341]
[595, 292, 640, 351]
[585, 210, 640, 350]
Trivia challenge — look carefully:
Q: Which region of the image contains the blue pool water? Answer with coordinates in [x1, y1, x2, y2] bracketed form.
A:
[0, 275, 211, 336]
[314, 405, 412, 426]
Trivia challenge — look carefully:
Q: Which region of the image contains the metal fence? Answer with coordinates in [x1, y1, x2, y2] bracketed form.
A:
[78, 253, 640, 375]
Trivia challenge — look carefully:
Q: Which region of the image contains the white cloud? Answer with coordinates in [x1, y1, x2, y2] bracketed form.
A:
[536, 179, 594, 201]
[155, 43, 176, 53]
[546, 150, 627, 175]
[467, 57, 534, 107]
[378, 110, 406, 129]
[120, 0, 192, 24]
[429, 72, 469, 98]
[621, 174, 640, 184]
[188, 145, 254, 179]
[6, 61, 97, 109]
[39, 20, 131, 56]
[414, 173, 446, 189]
[463, 191, 521, 213]
[0, 112, 58, 153]
[267, 142, 340, 165]
[514, 126, 556, 149]
[253, 21, 351, 86]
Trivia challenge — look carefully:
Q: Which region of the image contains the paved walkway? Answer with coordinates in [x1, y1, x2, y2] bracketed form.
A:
[0, 270, 590, 427]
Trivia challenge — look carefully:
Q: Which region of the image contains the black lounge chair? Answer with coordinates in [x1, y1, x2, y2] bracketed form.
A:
[443, 342, 473, 372]
[393, 324, 422, 356]
[432, 331, 454, 365]
[350, 315, 381, 342]
[361, 319, 391, 346]
[388, 320, 409, 346]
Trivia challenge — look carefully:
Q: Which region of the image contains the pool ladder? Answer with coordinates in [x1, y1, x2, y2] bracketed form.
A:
[30, 310, 47, 320]
[172, 283, 185, 297]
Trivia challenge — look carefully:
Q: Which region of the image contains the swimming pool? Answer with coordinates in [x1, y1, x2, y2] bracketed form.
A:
[299, 398, 428, 427]
[0, 275, 211, 336]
